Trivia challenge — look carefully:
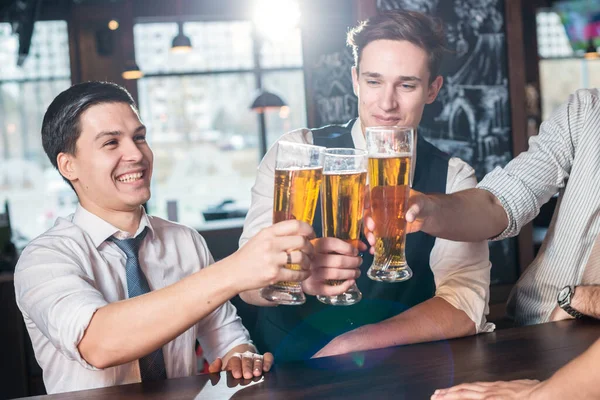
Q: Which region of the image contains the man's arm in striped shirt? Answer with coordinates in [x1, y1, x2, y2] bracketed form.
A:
[400, 188, 509, 242]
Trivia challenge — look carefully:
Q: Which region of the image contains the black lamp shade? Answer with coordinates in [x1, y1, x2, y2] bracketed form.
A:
[171, 33, 192, 52]
[171, 22, 192, 53]
[250, 90, 287, 113]
[122, 60, 143, 80]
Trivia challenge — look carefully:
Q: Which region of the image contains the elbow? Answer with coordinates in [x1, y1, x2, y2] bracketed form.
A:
[78, 341, 119, 369]
[464, 320, 477, 337]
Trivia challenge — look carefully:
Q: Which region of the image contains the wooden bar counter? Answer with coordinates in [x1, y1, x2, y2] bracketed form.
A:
[19, 320, 600, 399]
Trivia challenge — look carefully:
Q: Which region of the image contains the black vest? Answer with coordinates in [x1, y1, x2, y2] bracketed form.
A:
[250, 119, 450, 362]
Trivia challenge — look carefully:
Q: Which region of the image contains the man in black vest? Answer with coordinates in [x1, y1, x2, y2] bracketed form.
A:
[239, 10, 492, 362]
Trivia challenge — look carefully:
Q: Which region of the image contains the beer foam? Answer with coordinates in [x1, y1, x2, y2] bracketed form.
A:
[277, 166, 324, 171]
[323, 170, 367, 175]
[369, 153, 412, 158]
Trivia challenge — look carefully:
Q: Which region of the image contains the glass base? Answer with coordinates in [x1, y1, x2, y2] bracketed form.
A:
[367, 265, 413, 283]
[316, 285, 362, 306]
[260, 285, 306, 305]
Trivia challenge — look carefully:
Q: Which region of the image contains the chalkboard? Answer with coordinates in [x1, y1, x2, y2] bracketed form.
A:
[301, 0, 518, 284]
[377, 0, 518, 285]
[310, 49, 358, 127]
[301, 7, 358, 128]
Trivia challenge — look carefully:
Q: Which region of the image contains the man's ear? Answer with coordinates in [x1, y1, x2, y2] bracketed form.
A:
[351, 66, 359, 97]
[56, 152, 77, 183]
[426, 75, 444, 104]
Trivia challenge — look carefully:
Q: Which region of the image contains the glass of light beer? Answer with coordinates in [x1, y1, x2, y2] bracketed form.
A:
[317, 148, 367, 306]
[365, 126, 414, 282]
[260, 141, 325, 305]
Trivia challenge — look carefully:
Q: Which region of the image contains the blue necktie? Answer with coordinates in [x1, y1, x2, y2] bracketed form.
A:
[110, 227, 167, 382]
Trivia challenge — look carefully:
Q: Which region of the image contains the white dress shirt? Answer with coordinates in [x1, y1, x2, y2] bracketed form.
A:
[240, 118, 493, 333]
[14, 205, 251, 394]
[478, 88, 600, 325]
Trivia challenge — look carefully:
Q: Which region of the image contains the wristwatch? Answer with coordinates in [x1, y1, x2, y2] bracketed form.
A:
[557, 285, 585, 319]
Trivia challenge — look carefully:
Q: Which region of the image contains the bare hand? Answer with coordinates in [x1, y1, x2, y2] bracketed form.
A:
[231, 220, 315, 292]
[363, 216, 376, 255]
[549, 306, 574, 322]
[302, 237, 364, 297]
[208, 347, 274, 379]
[431, 379, 542, 400]
[363, 189, 433, 255]
[405, 189, 433, 234]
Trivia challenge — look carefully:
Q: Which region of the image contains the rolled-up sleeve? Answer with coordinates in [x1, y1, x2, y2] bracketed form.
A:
[431, 158, 493, 333]
[477, 90, 582, 240]
[14, 240, 108, 370]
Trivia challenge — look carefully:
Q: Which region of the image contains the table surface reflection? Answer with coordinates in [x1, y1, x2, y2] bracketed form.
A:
[20, 320, 600, 400]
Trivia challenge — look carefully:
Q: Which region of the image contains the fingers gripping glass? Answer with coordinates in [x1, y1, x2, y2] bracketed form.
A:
[260, 141, 325, 305]
[365, 126, 414, 283]
[317, 148, 367, 306]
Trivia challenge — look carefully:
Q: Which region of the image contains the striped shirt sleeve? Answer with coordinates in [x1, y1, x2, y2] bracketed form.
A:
[477, 89, 585, 240]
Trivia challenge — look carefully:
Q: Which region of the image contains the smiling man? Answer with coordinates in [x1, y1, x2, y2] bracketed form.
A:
[239, 10, 493, 362]
[13, 82, 316, 394]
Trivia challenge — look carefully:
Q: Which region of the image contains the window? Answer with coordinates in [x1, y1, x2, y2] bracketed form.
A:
[134, 20, 306, 227]
[536, 10, 600, 120]
[0, 21, 73, 245]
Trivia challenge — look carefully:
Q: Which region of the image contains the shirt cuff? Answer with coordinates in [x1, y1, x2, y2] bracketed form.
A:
[477, 167, 521, 241]
[55, 296, 107, 370]
[197, 303, 253, 363]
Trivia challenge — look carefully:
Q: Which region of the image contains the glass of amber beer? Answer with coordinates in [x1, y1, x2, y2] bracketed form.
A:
[260, 141, 325, 305]
[317, 148, 367, 306]
[365, 126, 414, 282]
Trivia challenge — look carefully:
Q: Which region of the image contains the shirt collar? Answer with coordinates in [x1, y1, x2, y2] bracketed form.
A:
[72, 204, 154, 248]
[351, 117, 366, 150]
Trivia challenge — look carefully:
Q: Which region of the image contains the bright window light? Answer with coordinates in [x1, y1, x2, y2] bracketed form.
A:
[253, 0, 300, 42]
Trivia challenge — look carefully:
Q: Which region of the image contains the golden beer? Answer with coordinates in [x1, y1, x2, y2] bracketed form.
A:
[272, 167, 323, 287]
[368, 155, 411, 275]
[321, 171, 367, 285]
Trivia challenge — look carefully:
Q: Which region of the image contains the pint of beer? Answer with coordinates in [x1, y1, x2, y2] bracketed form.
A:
[260, 141, 325, 305]
[365, 127, 414, 283]
[317, 148, 367, 306]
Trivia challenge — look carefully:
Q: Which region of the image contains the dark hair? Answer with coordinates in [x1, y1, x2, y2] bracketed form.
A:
[41, 81, 138, 187]
[347, 10, 447, 83]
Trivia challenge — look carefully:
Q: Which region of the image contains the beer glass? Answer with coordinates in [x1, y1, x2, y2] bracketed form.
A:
[260, 141, 325, 305]
[365, 126, 414, 283]
[317, 148, 367, 306]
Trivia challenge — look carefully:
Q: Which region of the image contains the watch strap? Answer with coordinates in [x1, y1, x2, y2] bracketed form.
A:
[560, 303, 585, 319]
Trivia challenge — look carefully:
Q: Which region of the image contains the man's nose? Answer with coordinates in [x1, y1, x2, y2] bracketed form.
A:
[378, 85, 398, 112]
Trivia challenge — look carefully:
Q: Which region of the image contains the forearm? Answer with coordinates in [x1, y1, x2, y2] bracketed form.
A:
[423, 188, 508, 241]
[530, 338, 600, 400]
[239, 288, 278, 307]
[79, 260, 242, 368]
[334, 297, 476, 353]
[571, 285, 600, 318]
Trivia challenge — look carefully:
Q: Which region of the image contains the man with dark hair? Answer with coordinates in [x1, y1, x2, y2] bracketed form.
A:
[239, 10, 492, 362]
[14, 81, 316, 394]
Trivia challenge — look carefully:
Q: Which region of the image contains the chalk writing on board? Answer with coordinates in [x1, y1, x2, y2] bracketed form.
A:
[311, 49, 357, 126]
[377, 0, 516, 283]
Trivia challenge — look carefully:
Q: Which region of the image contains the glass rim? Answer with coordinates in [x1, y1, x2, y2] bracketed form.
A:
[277, 141, 327, 151]
[323, 148, 368, 157]
[364, 126, 415, 133]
